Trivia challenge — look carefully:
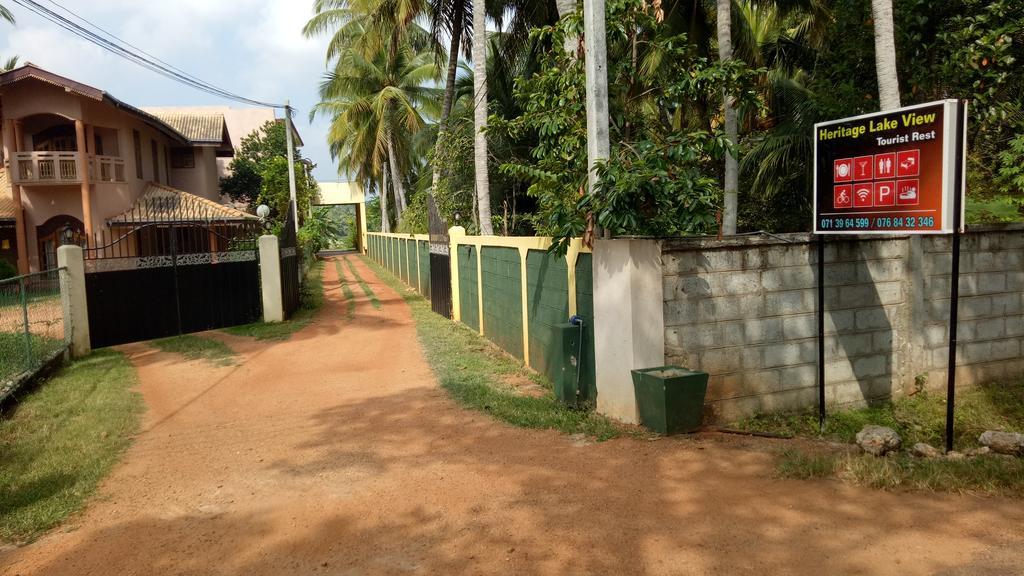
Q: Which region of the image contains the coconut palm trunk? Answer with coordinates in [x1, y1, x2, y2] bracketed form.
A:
[717, 0, 738, 236]
[871, 0, 901, 110]
[387, 137, 409, 218]
[555, 0, 576, 53]
[430, 0, 465, 200]
[472, 0, 494, 235]
[381, 162, 392, 233]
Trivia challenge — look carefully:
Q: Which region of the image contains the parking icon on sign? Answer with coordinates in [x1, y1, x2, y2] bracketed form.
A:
[874, 181, 896, 206]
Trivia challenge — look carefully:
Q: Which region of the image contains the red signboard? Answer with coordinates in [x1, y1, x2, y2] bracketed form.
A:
[813, 100, 965, 234]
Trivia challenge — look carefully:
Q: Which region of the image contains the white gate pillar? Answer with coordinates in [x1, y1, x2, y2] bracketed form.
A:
[259, 235, 284, 323]
[57, 244, 90, 357]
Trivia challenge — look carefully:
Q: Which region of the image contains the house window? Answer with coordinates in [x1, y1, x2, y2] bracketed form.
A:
[171, 148, 195, 169]
[133, 130, 143, 179]
[151, 139, 159, 182]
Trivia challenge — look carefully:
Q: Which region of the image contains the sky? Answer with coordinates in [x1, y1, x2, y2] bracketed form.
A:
[0, 0, 345, 183]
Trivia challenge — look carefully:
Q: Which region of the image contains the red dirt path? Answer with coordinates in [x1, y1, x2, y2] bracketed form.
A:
[3, 255, 1023, 575]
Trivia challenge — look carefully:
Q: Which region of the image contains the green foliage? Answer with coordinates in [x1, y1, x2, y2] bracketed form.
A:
[0, 259, 16, 280]
[0, 350, 142, 542]
[298, 206, 345, 257]
[491, 0, 761, 251]
[220, 121, 319, 228]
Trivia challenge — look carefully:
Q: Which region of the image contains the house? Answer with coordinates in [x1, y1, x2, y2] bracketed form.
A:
[0, 64, 272, 274]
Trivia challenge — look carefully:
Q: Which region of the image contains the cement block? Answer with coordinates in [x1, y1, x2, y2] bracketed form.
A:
[761, 266, 815, 291]
[764, 290, 814, 316]
[975, 318, 1005, 340]
[783, 314, 817, 340]
[853, 355, 889, 378]
[763, 340, 816, 368]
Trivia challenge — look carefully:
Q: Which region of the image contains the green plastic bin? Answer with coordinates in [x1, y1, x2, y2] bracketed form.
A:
[631, 366, 709, 434]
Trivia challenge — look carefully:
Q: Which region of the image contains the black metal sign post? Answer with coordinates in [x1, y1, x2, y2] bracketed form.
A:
[817, 235, 826, 432]
[945, 99, 968, 453]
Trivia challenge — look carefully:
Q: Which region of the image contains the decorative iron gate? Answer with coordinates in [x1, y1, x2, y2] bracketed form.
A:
[279, 206, 300, 318]
[427, 195, 452, 318]
[82, 200, 262, 348]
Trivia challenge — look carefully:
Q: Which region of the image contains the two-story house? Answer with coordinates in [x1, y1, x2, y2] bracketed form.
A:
[0, 64, 261, 273]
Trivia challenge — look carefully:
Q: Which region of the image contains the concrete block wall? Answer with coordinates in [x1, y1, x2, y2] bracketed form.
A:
[916, 226, 1024, 387]
[655, 224, 1024, 422]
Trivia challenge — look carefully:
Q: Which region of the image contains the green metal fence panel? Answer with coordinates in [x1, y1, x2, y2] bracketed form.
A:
[457, 245, 479, 332]
[405, 238, 416, 286]
[481, 246, 523, 359]
[0, 268, 70, 401]
[526, 250, 569, 376]
[417, 240, 431, 298]
[575, 253, 597, 402]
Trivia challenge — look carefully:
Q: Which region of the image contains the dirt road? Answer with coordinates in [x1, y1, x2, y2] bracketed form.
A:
[3, 255, 1023, 575]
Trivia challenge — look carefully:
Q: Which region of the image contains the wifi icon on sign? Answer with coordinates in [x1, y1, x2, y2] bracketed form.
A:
[854, 185, 873, 207]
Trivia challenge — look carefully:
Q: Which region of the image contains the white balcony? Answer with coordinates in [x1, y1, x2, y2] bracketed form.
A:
[10, 152, 126, 185]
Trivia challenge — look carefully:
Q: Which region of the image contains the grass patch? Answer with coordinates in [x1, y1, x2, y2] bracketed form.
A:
[361, 255, 621, 441]
[334, 259, 356, 320]
[776, 449, 837, 479]
[0, 332, 65, 385]
[222, 259, 325, 340]
[0, 350, 143, 543]
[345, 257, 381, 310]
[736, 380, 1024, 450]
[748, 379, 1024, 496]
[151, 334, 236, 367]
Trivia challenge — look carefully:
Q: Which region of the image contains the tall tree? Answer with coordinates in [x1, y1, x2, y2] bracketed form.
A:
[717, 0, 738, 235]
[870, 0, 900, 110]
[472, 0, 494, 234]
[429, 0, 471, 206]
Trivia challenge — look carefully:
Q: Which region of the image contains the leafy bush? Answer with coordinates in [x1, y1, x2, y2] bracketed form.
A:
[0, 259, 16, 280]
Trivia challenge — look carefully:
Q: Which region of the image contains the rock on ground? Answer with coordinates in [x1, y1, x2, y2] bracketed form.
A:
[978, 431, 1024, 456]
[856, 425, 902, 456]
[911, 442, 942, 458]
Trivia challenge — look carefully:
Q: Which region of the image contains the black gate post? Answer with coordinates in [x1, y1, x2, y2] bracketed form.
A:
[170, 219, 184, 336]
[945, 99, 967, 453]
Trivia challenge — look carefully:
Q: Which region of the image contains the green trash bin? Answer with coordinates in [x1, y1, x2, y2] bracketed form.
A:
[632, 366, 709, 434]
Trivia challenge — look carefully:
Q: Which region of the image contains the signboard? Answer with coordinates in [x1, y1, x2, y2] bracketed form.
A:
[813, 100, 965, 234]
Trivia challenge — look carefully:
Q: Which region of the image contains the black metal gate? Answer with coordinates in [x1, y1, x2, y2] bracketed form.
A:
[279, 206, 300, 318]
[82, 204, 262, 348]
[427, 195, 452, 318]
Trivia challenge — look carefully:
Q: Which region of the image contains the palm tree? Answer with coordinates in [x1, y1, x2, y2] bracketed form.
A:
[472, 0, 493, 234]
[1, 4, 13, 24]
[311, 36, 441, 230]
[870, 0, 900, 110]
[717, 0, 738, 235]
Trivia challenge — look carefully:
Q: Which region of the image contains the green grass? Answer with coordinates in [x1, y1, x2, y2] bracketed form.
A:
[0, 332, 66, 385]
[0, 350, 143, 543]
[151, 334, 237, 367]
[345, 257, 381, 310]
[222, 259, 325, 340]
[334, 259, 356, 320]
[361, 255, 622, 441]
[737, 380, 1024, 450]
[747, 379, 1024, 496]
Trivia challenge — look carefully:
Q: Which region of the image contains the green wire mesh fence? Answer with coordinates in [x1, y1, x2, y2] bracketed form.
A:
[0, 268, 70, 402]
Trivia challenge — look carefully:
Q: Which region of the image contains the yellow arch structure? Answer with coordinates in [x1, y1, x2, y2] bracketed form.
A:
[316, 181, 368, 253]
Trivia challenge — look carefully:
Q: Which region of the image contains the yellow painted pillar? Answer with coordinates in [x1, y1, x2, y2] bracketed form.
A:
[566, 240, 582, 316]
[518, 246, 531, 366]
[476, 239, 484, 336]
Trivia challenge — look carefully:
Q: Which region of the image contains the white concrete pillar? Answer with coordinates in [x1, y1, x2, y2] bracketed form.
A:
[259, 235, 284, 323]
[57, 245, 90, 357]
[593, 238, 665, 423]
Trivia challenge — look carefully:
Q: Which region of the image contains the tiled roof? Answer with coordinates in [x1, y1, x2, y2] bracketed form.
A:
[107, 182, 257, 224]
[0, 168, 16, 221]
[144, 111, 226, 145]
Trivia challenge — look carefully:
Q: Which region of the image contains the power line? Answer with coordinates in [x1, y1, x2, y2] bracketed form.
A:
[10, 0, 289, 110]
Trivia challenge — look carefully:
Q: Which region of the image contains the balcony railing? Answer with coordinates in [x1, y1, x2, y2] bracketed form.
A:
[10, 152, 127, 185]
[13, 151, 80, 184]
[90, 155, 126, 183]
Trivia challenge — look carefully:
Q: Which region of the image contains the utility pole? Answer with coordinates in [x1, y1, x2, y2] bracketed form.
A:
[583, 0, 609, 200]
[285, 100, 300, 236]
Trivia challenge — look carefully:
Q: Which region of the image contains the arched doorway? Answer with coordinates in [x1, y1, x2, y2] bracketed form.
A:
[36, 215, 84, 270]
